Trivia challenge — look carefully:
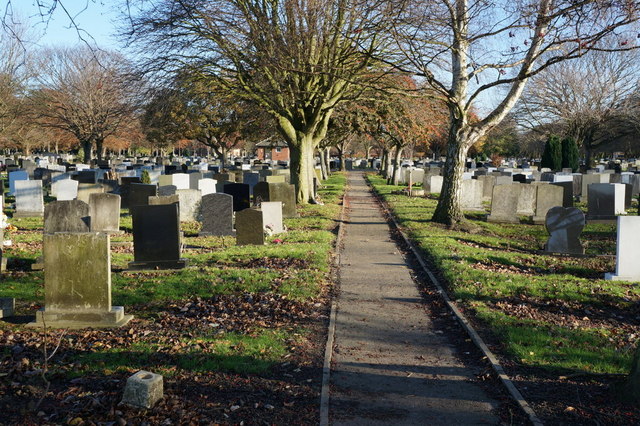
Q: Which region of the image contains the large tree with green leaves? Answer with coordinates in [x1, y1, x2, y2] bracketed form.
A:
[125, 0, 384, 203]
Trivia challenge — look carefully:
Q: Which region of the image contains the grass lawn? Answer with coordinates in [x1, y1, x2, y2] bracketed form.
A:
[0, 172, 346, 424]
[367, 173, 639, 375]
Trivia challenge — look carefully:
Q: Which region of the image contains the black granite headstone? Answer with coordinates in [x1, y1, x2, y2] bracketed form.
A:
[129, 204, 187, 270]
[223, 183, 251, 212]
[128, 183, 158, 211]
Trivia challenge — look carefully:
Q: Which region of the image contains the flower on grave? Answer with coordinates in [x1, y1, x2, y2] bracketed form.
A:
[0, 212, 8, 230]
[273, 238, 283, 244]
[264, 223, 275, 237]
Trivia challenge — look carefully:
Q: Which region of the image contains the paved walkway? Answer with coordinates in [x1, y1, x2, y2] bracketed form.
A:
[329, 172, 499, 425]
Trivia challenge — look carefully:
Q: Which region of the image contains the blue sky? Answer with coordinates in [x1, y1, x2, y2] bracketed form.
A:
[11, 1, 121, 49]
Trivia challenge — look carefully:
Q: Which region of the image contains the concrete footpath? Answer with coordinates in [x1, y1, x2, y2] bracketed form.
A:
[328, 172, 499, 425]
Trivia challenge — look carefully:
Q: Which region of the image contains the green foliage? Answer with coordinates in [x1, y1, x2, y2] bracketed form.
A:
[561, 136, 580, 172]
[140, 169, 151, 184]
[541, 135, 562, 171]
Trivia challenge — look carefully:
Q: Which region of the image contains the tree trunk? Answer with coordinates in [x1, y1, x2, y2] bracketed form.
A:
[289, 138, 316, 204]
[431, 127, 472, 225]
[391, 145, 403, 185]
[319, 148, 328, 180]
[95, 138, 104, 161]
[82, 140, 92, 164]
[337, 147, 345, 171]
[325, 149, 331, 176]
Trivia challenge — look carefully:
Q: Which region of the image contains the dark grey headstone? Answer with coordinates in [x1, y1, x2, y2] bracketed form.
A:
[235, 208, 264, 245]
[551, 181, 574, 208]
[253, 182, 297, 218]
[75, 170, 98, 184]
[544, 207, 585, 255]
[200, 193, 234, 236]
[129, 204, 187, 270]
[44, 200, 91, 234]
[128, 183, 158, 211]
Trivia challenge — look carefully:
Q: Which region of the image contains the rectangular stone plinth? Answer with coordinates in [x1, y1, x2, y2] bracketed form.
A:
[128, 259, 188, 270]
[605, 273, 640, 282]
[28, 306, 133, 329]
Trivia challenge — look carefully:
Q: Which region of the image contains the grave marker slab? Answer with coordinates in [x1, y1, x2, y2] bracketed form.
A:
[199, 193, 234, 236]
[605, 216, 640, 281]
[261, 201, 284, 234]
[235, 208, 265, 245]
[129, 204, 187, 270]
[52, 179, 78, 201]
[14, 180, 44, 217]
[224, 183, 251, 212]
[28, 232, 133, 328]
[89, 193, 121, 233]
[44, 200, 90, 234]
[544, 207, 585, 255]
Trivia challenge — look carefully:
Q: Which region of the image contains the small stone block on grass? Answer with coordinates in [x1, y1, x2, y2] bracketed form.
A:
[0, 297, 15, 318]
[121, 370, 163, 409]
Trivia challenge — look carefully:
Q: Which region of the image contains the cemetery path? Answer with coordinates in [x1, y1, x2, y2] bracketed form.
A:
[328, 172, 500, 425]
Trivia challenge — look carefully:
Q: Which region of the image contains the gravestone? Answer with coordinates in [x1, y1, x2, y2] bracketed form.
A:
[14, 180, 44, 217]
[515, 184, 536, 216]
[149, 194, 180, 206]
[423, 175, 443, 194]
[176, 189, 201, 222]
[199, 193, 234, 237]
[243, 172, 260, 195]
[188, 172, 204, 190]
[44, 200, 90, 234]
[460, 179, 484, 211]
[119, 176, 142, 208]
[28, 232, 133, 328]
[581, 173, 609, 202]
[544, 207, 585, 255]
[587, 183, 625, 220]
[224, 183, 251, 212]
[171, 173, 191, 190]
[533, 184, 564, 224]
[265, 175, 286, 184]
[34, 168, 53, 188]
[89, 193, 121, 233]
[487, 184, 520, 223]
[158, 185, 177, 196]
[8, 170, 28, 195]
[605, 216, 640, 281]
[261, 201, 284, 235]
[551, 181, 574, 208]
[129, 204, 187, 270]
[52, 179, 79, 201]
[0, 297, 14, 318]
[77, 183, 104, 204]
[75, 170, 98, 184]
[477, 175, 496, 202]
[235, 208, 265, 245]
[253, 182, 297, 218]
[198, 178, 216, 196]
[128, 183, 157, 211]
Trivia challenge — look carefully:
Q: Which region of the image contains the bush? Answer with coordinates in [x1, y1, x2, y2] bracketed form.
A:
[141, 170, 151, 184]
[561, 136, 580, 172]
[541, 135, 562, 171]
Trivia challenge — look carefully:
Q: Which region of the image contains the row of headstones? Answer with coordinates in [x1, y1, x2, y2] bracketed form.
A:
[424, 175, 631, 222]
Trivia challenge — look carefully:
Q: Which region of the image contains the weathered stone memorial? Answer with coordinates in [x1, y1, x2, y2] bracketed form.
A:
[253, 182, 297, 218]
[605, 216, 640, 282]
[423, 175, 443, 194]
[235, 208, 265, 245]
[129, 204, 187, 270]
[533, 184, 564, 224]
[128, 183, 157, 210]
[28, 232, 133, 328]
[44, 200, 91, 234]
[14, 180, 44, 217]
[89, 193, 121, 233]
[199, 193, 234, 237]
[176, 189, 201, 222]
[460, 179, 484, 211]
[76, 183, 104, 204]
[121, 370, 164, 409]
[487, 184, 520, 223]
[544, 207, 585, 255]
